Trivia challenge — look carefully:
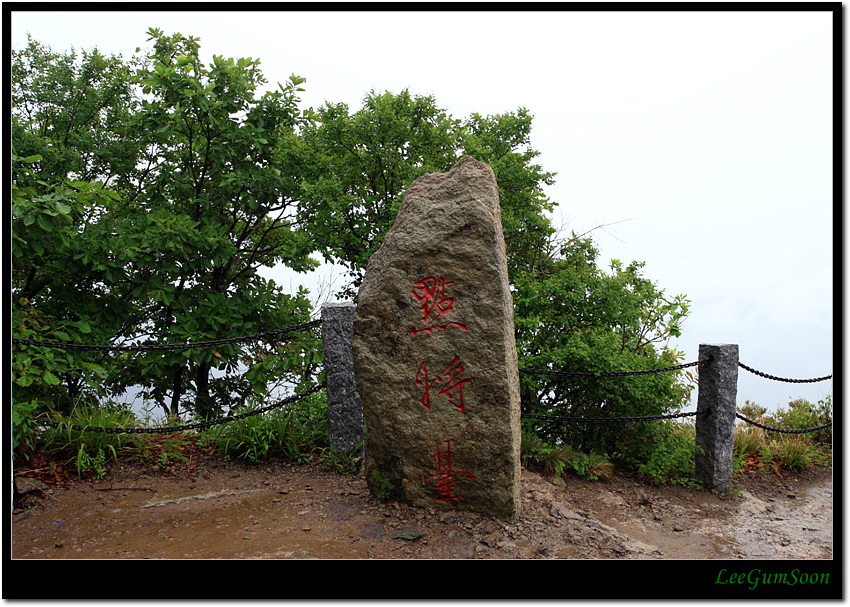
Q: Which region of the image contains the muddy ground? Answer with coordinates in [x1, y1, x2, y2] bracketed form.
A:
[11, 447, 832, 563]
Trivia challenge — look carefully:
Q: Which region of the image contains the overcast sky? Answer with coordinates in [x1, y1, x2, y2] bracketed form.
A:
[10, 8, 835, 413]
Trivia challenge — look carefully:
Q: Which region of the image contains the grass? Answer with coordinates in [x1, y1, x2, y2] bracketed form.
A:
[521, 432, 615, 481]
[732, 397, 832, 477]
[23, 392, 831, 493]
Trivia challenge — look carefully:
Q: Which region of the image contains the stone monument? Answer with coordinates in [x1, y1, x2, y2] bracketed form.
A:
[352, 156, 522, 521]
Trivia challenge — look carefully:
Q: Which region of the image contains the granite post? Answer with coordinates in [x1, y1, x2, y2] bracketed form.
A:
[352, 156, 522, 521]
[321, 301, 364, 456]
[695, 343, 739, 494]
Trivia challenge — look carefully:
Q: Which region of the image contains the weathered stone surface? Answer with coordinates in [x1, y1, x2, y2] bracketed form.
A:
[695, 343, 739, 495]
[352, 155, 522, 521]
[321, 302, 364, 455]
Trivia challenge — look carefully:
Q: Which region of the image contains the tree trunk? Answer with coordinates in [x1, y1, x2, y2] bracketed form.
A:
[169, 366, 184, 419]
[195, 361, 214, 420]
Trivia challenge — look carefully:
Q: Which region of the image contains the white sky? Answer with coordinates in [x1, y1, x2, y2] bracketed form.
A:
[9, 8, 836, 413]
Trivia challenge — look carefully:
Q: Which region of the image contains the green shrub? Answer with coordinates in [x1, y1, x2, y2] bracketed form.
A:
[734, 424, 768, 457]
[368, 469, 394, 500]
[636, 421, 697, 485]
[764, 396, 832, 446]
[41, 401, 140, 477]
[570, 452, 615, 480]
[203, 389, 328, 464]
[12, 400, 41, 463]
[521, 431, 613, 480]
[772, 436, 813, 471]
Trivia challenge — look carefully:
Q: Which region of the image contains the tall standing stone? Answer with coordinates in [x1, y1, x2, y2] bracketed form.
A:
[352, 156, 522, 521]
[322, 302, 364, 456]
[695, 343, 739, 495]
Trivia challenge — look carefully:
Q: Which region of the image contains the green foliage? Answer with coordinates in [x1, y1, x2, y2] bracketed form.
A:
[368, 469, 395, 500]
[321, 446, 364, 476]
[734, 398, 832, 476]
[12, 30, 321, 425]
[12, 400, 41, 463]
[202, 389, 328, 464]
[76, 445, 109, 480]
[293, 90, 555, 298]
[772, 436, 813, 471]
[764, 396, 832, 446]
[40, 402, 139, 477]
[635, 421, 698, 486]
[520, 432, 614, 481]
[516, 234, 693, 462]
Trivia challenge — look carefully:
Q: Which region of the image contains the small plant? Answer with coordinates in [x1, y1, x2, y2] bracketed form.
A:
[76, 444, 109, 480]
[368, 469, 394, 500]
[772, 436, 813, 471]
[571, 452, 615, 481]
[321, 440, 364, 475]
[12, 400, 41, 463]
[41, 401, 139, 476]
[521, 432, 613, 480]
[636, 421, 695, 485]
[155, 437, 189, 469]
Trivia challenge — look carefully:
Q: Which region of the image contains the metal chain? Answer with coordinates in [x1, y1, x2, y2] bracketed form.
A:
[12, 319, 322, 352]
[521, 410, 702, 424]
[518, 360, 700, 378]
[738, 362, 832, 384]
[37, 382, 326, 435]
[735, 412, 833, 435]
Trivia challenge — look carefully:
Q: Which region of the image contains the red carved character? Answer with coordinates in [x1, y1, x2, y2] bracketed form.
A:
[416, 355, 470, 412]
[423, 441, 474, 501]
[411, 277, 467, 337]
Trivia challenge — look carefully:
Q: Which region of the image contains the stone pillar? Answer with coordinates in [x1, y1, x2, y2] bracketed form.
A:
[352, 156, 522, 521]
[695, 343, 739, 494]
[321, 302, 364, 456]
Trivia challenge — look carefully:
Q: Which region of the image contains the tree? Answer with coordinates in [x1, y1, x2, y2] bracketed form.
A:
[11, 30, 321, 421]
[292, 90, 556, 297]
[514, 231, 693, 460]
[293, 89, 691, 464]
[126, 28, 320, 419]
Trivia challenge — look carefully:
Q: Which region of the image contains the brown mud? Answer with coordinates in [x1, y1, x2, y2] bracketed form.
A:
[11, 448, 832, 561]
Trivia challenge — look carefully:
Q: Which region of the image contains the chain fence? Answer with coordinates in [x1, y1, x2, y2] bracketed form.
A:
[15, 317, 325, 435]
[735, 361, 832, 434]
[36, 382, 327, 435]
[518, 358, 832, 435]
[12, 319, 322, 352]
[15, 318, 833, 436]
[518, 360, 700, 378]
[733, 412, 832, 435]
[738, 362, 833, 384]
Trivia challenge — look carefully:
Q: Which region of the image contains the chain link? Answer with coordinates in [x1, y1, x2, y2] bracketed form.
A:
[738, 362, 832, 384]
[735, 412, 833, 435]
[12, 319, 322, 352]
[518, 360, 700, 378]
[37, 382, 326, 435]
[521, 410, 702, 424]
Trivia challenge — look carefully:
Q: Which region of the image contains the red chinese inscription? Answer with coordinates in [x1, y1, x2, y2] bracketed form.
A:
[415, 355, 470, 412]
[411, 277, 467, 337]
[423, 441, 474, 501]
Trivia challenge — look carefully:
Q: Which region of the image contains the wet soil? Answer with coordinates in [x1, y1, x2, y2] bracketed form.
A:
[11, 447, 832, 562]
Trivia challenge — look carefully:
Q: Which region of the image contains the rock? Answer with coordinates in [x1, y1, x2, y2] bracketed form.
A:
[738, 491, 771, 515]
[549, 502, 585, 521]
[322, 302, 365, 455]
[392, 526, 423, 542]
[353, 156, 522, 521]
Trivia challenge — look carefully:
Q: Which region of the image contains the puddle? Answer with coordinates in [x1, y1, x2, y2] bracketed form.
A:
[723, 478, 833, 559]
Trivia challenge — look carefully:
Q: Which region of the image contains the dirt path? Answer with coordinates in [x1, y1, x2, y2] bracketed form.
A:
[11, 455, 832, 560]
